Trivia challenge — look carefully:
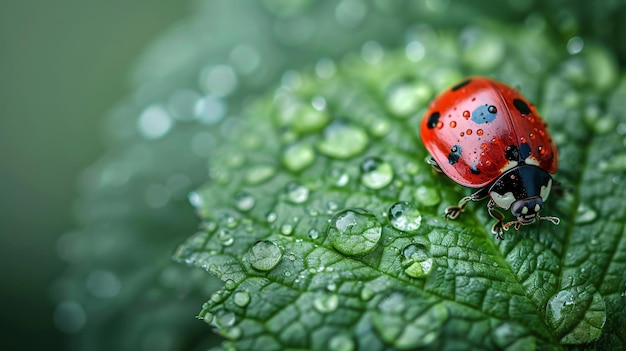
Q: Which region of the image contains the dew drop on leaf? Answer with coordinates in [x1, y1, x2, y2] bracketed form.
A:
[308, 228, 320, 240]
[235, 192, 256, 212]
[388, 202, 422, 233]
[402, 243, 433, 278]
[245, 164, 276, 184]
[317, 121, 369, 159]
[214, 311, 236, 328]
[327, 208, 382, 255]
[247, 240, 282, 271]
[313, 293, 339, 313]
[360, 157, 394, 189]
[285, 181, 310, 203]
[575, 203, 598, 224]
[282, 142, 316, 172]
[326, 167, 350, 187]
[233, 291, 251, 307]
[546, 286, 606, 344]
[280, 223, 294, 236]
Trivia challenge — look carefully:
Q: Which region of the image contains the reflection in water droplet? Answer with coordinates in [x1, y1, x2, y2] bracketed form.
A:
[313, 293, 339, 313]
[402, 243, 434, 278]
[360, 157, 394, 190]
[328, 333, 355, 351]
[138, 105, 173, 139]
[317, 122, 369, 159]
[388, 202, 422, 232]
[285, 181, 310, 203]
[575, 204, 597, 224]
[415, 186, 441, 206]
[328, 208, 381, 255]
[248, 241, 282, 271]
[233, 291, 251, 307]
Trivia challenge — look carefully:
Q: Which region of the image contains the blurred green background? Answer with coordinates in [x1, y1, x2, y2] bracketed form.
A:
[0, 1, 190, 349]
[1, 0, 625, 350]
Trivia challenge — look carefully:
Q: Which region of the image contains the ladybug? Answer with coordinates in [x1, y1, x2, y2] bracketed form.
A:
[420, 77, 560, 239]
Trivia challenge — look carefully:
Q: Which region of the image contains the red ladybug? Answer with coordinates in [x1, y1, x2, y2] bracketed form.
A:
[420, 77, 559, 239]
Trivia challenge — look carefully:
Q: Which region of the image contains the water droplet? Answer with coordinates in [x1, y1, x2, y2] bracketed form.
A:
[415, 186, 441, 207]
[575, 204, 597, 224]
[387, 83, 431, 116]
[221, 326, 242, 340]
[245, 165, 276, 184]
[285, 181, 310, 203]
[328, 208, 382, 255]
[360, 157, 394, 189]
[266, 212, 277, 223]
[214, 311, 236, 328]
[235, 192, 256, 212]
[402, 244, 434, 278]
[326, 168, 350, 187]
[311, 96, 327, 111]
[327, 201, 339, 212]
[86, 270, 121, 299]
[361, 40, 384, 64]
[203, 312, 214, 324]
[315, 58, 337, 79]
[313, 293, 339, 313]
[308, 228, 320, 240]
[317, 121, 369, 159]
[233, 291, 251, 307]
[449, 121, 457, 128]
[199, 64, 238, 97]
[463, 110, 470, 119]
[138, 105, 172, 139]
[372, 293, 448, 349]
[247, 241, 282, 271]
[218, 230, 234, 246]
[328, 334, 355, 351]
[388, 202, 422, 232]
[567, 36, 584, 55]
[280, 223, 294, 236]
[546, 287, 606, 344]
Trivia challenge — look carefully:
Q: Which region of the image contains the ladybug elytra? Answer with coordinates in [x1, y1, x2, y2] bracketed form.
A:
[420, 77, 560, 239]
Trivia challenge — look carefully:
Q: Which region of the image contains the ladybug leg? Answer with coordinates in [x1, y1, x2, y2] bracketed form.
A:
[445, 187, 489, 220]
[487, 200, 506, 240]
[427, 157, 442, 173]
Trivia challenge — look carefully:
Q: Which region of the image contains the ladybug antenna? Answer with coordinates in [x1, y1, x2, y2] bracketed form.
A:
[538, 215, 560, 225]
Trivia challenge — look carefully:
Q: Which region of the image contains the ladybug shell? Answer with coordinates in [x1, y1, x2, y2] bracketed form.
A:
[420, 77, 557, 188]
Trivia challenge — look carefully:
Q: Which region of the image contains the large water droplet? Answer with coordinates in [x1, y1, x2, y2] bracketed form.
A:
[328, 333, 355, 351]
[328, 208, 382, 255]
[372, 293, 448, 349]
[388, 202, 422, 233]
[313, 293, 339, 313]
[247, 241, 282, 271]
[285, 181, 310, 203]
[415, 186, 441, 206]
[402, 244, 433, 278]
[546, 286, 606, 344]
[235, 192, 256, 212]
[214, 311, 236, 328]
[360, 157, 394, 189]
[233, 291, 251, 307]
[282, 142, 315, 172]
[575, 204, 597, 224]
[317, 122, 369, 159]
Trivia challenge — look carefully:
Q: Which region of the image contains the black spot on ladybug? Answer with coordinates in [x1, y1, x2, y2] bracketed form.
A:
[505, 145, 519, 161]
[470, 165, 481, 174]
[513, 99, 531, 115]
[427, 112, 440, 129]
[451, 79, 472, 91]
[471, 104, 497, 124]
[520, 143, 531, 160]
[448, 145, 462, 165]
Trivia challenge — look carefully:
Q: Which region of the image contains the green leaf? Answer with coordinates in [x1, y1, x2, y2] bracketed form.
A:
[176, 25, 626, 351]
